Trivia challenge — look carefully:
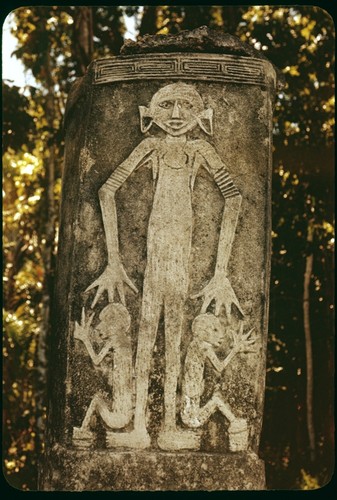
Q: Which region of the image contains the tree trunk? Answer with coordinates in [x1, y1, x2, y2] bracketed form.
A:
[303, 219, 315, 462]
[138, 6, 158, 36]
[34, 50, 58, 455]
[72, 7, 94, 76]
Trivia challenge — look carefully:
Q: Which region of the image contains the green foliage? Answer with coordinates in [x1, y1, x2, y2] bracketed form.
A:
[2, 5, 334, 490]
[3, 147, 45, 490]
[234, 6, 334, 489]
[2, 84, 36, 151]
[237, 6, 335, 147]
[297, 469, 320, 490]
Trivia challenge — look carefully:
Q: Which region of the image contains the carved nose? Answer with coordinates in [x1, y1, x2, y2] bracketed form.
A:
[171, 101, 181, 119]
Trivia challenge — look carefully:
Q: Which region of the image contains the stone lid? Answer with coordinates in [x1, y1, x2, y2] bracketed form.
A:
[122, 26, 264, 58]
[121, 26, 283, 88]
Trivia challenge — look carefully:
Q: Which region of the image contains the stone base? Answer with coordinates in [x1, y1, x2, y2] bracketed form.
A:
[40, 445, 265, 491]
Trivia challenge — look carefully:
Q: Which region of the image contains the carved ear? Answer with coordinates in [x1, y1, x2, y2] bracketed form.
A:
[139, 106, 153, 133]
[197, 108, 213, 136]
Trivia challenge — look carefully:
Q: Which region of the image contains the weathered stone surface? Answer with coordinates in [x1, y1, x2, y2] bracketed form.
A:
[122, 25, 266, 61]
[40, 27, 278, 491]
[41, 447, 265, 491]
[122, 26, 262, 56]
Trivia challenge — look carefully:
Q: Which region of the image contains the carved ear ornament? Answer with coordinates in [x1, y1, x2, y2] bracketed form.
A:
[139, 106, 153, 133]
[196, 108, 213, 136]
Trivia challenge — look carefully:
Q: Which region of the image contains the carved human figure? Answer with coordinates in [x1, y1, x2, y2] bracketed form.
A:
[86, 83, 243, 450]
[72, 303, 133, 446]
[181, 313, 255, 450]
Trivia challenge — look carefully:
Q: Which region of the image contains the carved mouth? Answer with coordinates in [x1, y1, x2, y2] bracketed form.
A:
[166, 120, 186, 129]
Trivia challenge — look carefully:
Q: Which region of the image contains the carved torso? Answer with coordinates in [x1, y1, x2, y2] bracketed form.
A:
[146, 140, 193, 291]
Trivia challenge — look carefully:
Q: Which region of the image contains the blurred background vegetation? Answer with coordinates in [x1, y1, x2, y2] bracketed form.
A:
[2, 5, 334, 491]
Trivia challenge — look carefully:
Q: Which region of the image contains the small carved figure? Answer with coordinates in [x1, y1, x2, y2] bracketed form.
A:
[86, 83, 243, 450]
[72, 303, 133, 446]
[181, 313, 255, 451]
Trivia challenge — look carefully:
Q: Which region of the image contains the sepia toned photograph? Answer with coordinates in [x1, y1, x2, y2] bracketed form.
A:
[2, 5, 334, 491]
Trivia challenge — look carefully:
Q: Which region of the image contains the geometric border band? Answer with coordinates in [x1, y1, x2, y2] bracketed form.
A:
[93, 53, 275, 87]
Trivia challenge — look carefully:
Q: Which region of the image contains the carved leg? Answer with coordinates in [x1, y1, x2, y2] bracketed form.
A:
[207, 392, 249, 451]
[80, 394, 101, 429]
[181, 393, 236, 428]
[198, 393, 236, 425]
[98, 399, 132, 429]
[157, 294, 200, 451]
[163, 294, 183, 432]
[107, 347, 133, 429]
[134, 288, 162, 431]
[72, 396, 101, 447]
[106, 285, 163, 449]
[181, 395, 203, 428]
[228, 418, 249, 452]
[201, 393, 249, 452]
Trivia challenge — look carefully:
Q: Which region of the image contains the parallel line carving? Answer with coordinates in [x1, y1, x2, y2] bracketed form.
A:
[93, 54, 270, 86]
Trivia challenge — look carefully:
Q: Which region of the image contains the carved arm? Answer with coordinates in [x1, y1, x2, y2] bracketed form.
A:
[86, 138, 156, 306]
[205, 325, 256, 374]
[81, 337, 114, 366]
[191, 141, 243, 317]
[99, 137, 156, 262]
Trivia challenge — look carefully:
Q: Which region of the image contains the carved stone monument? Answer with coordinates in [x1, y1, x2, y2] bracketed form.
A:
[40, 27, 280, 491]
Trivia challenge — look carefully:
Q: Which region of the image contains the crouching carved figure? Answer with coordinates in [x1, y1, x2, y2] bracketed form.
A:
[181, 313, 256, 451]
[72, 304, 133, 447]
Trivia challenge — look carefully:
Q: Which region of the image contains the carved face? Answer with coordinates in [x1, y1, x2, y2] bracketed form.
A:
[192, 313, 224, 347]
[150, 84, 203, 136]
[139, 83, 213, 136]
[96, 303, 131, 341]
[95, 322, 112, 341]
[205, 322, 225, 348]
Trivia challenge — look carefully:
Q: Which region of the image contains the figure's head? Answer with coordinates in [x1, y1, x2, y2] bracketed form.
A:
[192, 313, 224, 348]
[96, 303, 131, 340]
[139, 83, 213, 136]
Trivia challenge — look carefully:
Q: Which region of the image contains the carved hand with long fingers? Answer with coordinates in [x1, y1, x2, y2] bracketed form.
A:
[231, 323, 256, 354]
[74, 308, 95, 343]
[85, 259, 138, 308]
[191, 271, 244, 318]
[190, 145, 244, 320]
[74, 307, 116, 365]
[208, 323, 257, 374]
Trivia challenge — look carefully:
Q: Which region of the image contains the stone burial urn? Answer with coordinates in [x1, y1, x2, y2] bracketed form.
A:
[39, 27, 280, 491]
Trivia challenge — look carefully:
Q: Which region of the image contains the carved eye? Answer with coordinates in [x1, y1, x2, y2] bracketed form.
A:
[159, 101, 172, 109]
[182, 100, 193, 110]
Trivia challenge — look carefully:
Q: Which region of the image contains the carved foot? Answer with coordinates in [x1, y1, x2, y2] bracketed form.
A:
[157, 429, 201, 451]
[106, 429, 151, 449]
[228, 418, 249, 452]
[72, 427, 95, 448]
